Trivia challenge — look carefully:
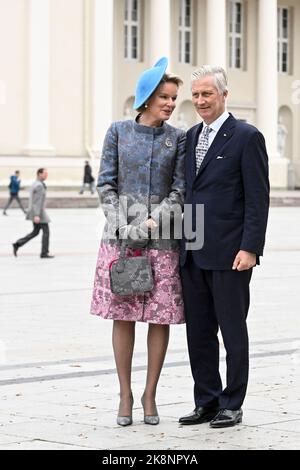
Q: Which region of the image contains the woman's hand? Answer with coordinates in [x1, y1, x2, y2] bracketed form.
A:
[145, 218, 158, 230]
[119, 224, 149, 248]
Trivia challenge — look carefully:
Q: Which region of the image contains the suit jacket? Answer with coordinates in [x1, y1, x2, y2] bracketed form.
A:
[26, 180, 50, 223]
[180, 113, 270, 270]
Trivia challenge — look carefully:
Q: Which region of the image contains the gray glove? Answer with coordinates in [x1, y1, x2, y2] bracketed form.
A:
[119, 223, 149, 249]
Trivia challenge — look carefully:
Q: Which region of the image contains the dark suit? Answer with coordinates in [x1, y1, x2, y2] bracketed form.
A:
[79, 163, 95, 194]
[180, 114, 269, 410]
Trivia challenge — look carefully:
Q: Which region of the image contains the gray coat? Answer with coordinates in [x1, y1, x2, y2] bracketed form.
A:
[98, 119, 186, 251]
[26, 180, 50, 223]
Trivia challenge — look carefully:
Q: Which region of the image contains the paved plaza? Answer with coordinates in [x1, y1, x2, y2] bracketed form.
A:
[0, 207, 300, 450]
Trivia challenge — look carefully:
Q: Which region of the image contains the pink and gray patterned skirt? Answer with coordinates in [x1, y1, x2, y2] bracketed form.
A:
[90, 242, 185, 325]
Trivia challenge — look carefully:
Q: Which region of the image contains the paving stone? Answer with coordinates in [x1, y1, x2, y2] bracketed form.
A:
[0, 208, 300, 449]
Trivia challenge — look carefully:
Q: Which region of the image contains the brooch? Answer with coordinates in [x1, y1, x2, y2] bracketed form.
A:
[165, 138, 173, 148]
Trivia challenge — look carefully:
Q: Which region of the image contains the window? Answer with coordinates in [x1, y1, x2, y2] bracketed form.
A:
[278, 7, 290, 73]
[124, 0, 141, 60]
[229, 0, 244, 69]
[179, 0, 193, 64]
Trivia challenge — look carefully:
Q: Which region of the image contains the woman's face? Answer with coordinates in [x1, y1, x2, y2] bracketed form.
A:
[146, 82, 178, 122]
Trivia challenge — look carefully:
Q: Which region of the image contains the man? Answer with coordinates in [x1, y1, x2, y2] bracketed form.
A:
[3, 170, 26, 215]
[179, 66, 269, 428]
[79, 160, 95, 194]
[13, 168, 54, 259]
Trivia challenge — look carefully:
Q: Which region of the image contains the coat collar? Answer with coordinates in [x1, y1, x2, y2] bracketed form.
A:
[133, 115, 166, 136]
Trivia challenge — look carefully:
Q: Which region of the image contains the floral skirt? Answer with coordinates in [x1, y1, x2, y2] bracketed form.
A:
[90, 242, 185, 324]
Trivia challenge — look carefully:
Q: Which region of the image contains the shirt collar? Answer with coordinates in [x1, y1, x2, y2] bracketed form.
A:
[203, 110, 229, 134]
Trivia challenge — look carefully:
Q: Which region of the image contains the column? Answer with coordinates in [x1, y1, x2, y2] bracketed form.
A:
[24, 0, 55, 156]
[149, 0, 172, 66]
[257, 0, 288, 188]
[206, 0, 227, 68]
[87, 0, 114, 157]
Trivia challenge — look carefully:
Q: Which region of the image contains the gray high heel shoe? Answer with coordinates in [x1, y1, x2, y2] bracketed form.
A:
[141, 395, 160, 425]
[117, 394, 133, 427]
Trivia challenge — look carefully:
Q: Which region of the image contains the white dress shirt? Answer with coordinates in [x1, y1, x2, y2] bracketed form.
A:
[201, 110, 230, 149]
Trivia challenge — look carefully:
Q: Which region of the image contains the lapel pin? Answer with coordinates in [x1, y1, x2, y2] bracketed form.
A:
[165, 138, 173, 148]
[223, 133, 227, 137]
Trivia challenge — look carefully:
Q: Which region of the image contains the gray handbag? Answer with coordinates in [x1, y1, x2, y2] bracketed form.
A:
[109, 241, 154, 295]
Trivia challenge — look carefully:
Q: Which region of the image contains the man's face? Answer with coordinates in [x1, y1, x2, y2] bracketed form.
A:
[41, 170, 48, 181]
[191, 76, 228, 125]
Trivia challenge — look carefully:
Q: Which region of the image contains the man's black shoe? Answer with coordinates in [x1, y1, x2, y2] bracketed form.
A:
[40, 254, 55, 259]
[179, 406, 218, 425]
[210, 408, 243, 428]
[12, 243, 18, 257]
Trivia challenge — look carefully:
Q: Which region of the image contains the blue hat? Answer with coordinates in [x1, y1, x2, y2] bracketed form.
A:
[133, 57, 168, 110]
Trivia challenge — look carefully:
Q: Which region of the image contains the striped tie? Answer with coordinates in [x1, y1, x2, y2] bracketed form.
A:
[195, 126, 212, 174]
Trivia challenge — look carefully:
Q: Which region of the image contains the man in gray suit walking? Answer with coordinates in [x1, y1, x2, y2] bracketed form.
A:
[13, 168, 54, 259]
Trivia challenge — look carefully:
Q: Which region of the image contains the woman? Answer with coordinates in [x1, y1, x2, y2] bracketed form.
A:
[91, 58, 185, 426]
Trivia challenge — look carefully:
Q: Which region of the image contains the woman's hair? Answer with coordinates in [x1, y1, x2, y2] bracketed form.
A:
[191, 65, 228, 95]
[137, 73, 183, 113]
[160, 73, 183, 88]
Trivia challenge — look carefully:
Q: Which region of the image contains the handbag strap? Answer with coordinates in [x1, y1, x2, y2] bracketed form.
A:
[119, 239, 128, 259]
[116, 240, 145, 273]
[115, 240, 125, 273]
[119, 240, 144, 258]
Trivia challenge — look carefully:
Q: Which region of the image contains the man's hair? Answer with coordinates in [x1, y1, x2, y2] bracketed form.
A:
[37, 168, 45, 176]
[15, 170, 20, 175]
[191, 65, 228, 95]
